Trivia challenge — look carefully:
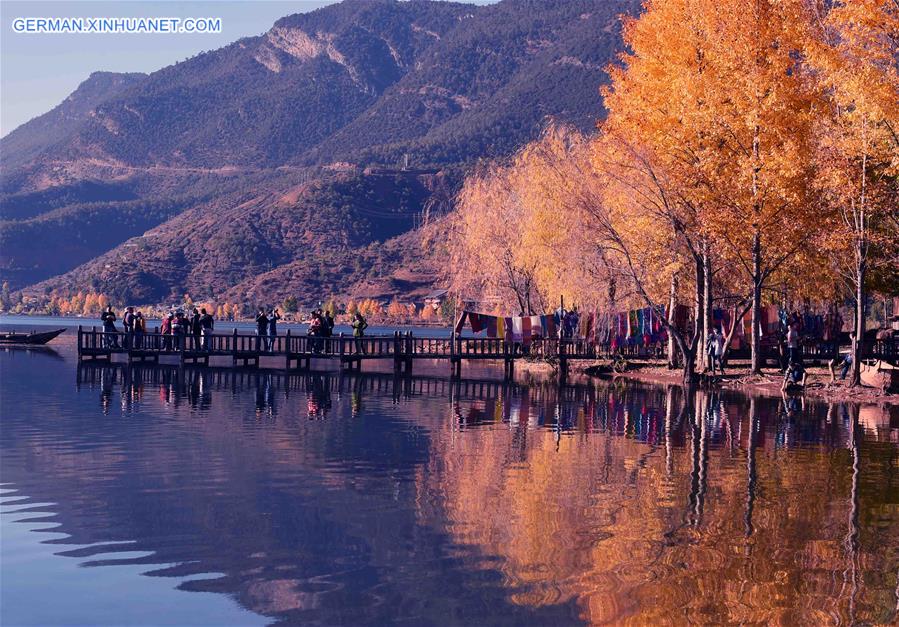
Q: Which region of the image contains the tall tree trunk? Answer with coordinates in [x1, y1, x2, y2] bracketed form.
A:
[849, 144, 868, 388]
[667, 272, 678, 369]
[681, 256, 705, 387]
[850, 253, 865, 386]
[750, 231, 762, 374]
[702, 242, 713, 371]
[721, 301, 751, 366]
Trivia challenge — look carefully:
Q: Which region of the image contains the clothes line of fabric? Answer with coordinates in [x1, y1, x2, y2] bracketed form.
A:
[456, 311, 557, 344]
[458, 303, 842, 347]
[457, 306, 683, 347]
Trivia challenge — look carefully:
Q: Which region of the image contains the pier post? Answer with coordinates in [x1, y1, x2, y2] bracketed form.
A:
[285, 329, 292, 370]
[393, 331, 401, 373]
[231, 328, 239, 367]
[405, 332, 413, 373]
[450, 328, 456, 375]
[77, 325, 83, 357]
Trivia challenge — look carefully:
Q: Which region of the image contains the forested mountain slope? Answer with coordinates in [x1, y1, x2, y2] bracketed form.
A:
[1, 0, 638, 304]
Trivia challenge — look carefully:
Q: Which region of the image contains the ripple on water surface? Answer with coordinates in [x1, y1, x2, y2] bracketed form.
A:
[1, 337, 898, 625]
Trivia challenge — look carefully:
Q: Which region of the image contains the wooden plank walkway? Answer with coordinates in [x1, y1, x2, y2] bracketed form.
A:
[77, 326, 603, 376]
[77, 326, 898, 376]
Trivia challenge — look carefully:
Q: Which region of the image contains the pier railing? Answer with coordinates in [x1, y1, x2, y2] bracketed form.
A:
[76, 326, 897, 372]
[78, 327, 605, 368]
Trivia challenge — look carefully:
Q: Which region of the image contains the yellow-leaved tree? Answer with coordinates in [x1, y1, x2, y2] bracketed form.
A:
[807, 0, 899, 385]
[598, 0, 822, 374]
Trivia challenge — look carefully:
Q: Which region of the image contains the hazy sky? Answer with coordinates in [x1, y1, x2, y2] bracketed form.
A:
[0, 0, 492, 137]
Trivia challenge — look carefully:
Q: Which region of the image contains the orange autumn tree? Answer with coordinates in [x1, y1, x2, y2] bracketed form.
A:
[702, 0, 819, 374]
[448, 160, 545, 314]
[594, 0, 729, 382]
[590, 133, 705, 384]
[448, 126, 621, 316]
[807, 0, 899, 385]
[599, 0, 821, 374]
[515, 125, 622, 312]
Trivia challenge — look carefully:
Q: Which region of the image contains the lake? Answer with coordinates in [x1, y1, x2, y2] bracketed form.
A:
[1, 329, 897, 625]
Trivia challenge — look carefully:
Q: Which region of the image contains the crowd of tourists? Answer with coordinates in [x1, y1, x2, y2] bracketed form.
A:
[99, 305, 371, 354]
[699, 308, 857, 392]
[101, 305, 214, 350]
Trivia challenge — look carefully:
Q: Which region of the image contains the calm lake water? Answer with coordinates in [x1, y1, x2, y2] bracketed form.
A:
[1, 329, 898, 625]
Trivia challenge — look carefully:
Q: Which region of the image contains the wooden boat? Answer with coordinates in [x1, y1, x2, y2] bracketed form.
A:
[860, 359, 899, 393]
[0, 328, 66, 345]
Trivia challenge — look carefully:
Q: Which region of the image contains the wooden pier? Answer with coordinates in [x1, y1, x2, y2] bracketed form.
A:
[76, 326, 604, 377]
[76, 326, 897, 377]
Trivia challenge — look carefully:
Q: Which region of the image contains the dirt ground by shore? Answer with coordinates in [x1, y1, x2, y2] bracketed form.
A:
[516, 358, 899, 405]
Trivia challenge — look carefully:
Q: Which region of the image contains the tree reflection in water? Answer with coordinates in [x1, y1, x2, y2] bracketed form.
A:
[1, 363, 894, 624]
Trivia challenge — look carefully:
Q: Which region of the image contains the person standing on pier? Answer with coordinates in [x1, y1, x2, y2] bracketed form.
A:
[133, 311, 146, 348]
[122, 307, 135, 349]
[352, 311, 368, 354]
[199, 308, 214, 350]
[171, 311, 185, 350]
[308, 310, 323, 353]
[101, 305, 119, 348]
[191, 308, 202, 350]
[256, 308, 269, 351]
[267, 308, 281, 350]
[161, 313, 173, 350]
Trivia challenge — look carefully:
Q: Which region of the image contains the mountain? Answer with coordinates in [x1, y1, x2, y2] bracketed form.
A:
[1, 0, 638, 307]
[0, 71, 147, 173]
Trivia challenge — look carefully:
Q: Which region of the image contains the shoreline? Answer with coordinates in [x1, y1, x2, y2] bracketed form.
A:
[517, 359, 899, 406]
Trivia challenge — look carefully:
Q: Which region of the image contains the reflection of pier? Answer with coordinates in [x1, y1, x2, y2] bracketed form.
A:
[72, 361, 880, 450]
[76, 361, 630, 406]
[64, 361, 895, 623]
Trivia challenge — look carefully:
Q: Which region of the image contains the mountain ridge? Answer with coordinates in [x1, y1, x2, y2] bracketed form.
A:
[0, 0, 638, 308]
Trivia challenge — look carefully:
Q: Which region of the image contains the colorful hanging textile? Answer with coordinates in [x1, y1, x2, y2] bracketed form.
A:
[673, 304, 690, 334]
[511, 316, 523, 342]
[580, 312, 595, 343]
[486, 316, 498, 338]
[496, 317, 506, 341]
[469, 312, 486, 333]
[521, 316, 533, 345]
[544, 315, 557, 339]
[454, 311, 467, 335]
[641, 307, 652, 346]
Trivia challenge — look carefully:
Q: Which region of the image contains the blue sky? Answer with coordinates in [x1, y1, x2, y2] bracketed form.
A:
[1, 0, 492, 137]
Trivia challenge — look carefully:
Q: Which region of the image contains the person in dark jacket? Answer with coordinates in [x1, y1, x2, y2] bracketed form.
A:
[308, 311, 323, 353]
[324, 311, 335, 337]
[782, 360, 807, 392]
[191, 308, 202, 350]
[101, 306, 119, 348]
[199, 308, 214, 351]
[256, 308, 269, 351]
[122, 306, 135, 349]
[133, 311, 146, 348]
[267, 308, 281, 350]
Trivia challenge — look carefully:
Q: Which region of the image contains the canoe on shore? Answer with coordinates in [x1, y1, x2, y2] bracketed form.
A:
[0, 328, 66, 345]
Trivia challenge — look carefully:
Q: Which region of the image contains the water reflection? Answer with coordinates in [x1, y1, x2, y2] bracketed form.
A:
[1, 353, 896, 625]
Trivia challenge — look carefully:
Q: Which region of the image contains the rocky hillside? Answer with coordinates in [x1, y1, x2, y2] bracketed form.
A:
[1, 0, 638, 305]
